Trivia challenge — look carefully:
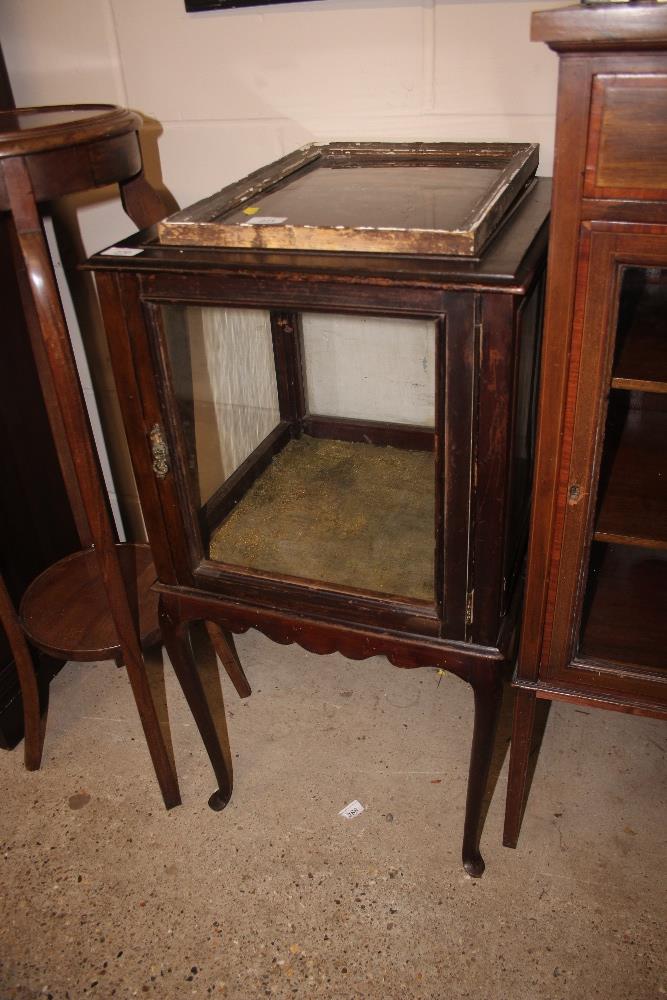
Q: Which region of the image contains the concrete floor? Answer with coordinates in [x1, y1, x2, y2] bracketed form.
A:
[0, 627, 665, 1000]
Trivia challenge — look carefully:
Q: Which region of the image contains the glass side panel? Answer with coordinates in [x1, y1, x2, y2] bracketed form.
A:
[161, 305, 438, 602]
[301, 313, 436, 426]
[160, 305, 280, 508]
[577, 266, 667, 674]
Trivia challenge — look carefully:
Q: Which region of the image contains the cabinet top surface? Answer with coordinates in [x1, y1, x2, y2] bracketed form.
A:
[532, 4, 667, 50]
[88, 176, 550, 291]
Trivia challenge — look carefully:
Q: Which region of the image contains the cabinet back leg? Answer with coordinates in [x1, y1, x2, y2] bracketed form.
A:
[205, 621, 252, 698]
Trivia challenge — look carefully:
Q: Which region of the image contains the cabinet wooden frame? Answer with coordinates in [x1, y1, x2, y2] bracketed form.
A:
[95, 264, 543, 651]
[90, 178, 548, 875]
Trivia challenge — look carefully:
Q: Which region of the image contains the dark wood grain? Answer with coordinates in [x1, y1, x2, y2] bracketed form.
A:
[585, 73, 667, 199]
[270, 310, 307, 424]
[441, 293, 476, 641]
[471, 292, 516, 647]
[532, 4, 667, 51]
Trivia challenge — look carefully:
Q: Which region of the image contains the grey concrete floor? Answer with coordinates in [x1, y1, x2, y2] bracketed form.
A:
[0, 627, 665, 1000]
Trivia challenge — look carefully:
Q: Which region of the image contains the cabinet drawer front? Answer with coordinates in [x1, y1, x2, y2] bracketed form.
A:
[585, 74, 667, 200]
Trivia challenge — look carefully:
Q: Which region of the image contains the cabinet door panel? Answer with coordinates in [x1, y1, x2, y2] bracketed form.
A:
[543, 227, 667, 708]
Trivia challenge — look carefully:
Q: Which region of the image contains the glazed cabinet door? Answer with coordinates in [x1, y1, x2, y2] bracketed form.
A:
[112, 276, 482, 642]
[543, 226, 667, 709]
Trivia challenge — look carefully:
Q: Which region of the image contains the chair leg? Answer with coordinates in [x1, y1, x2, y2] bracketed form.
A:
[160, 600, 233, 810]
[205, 621, 252, 699]
[503, 687, 538, 849]
[0, 574, 45, 771]
[461, 667, 504, 878]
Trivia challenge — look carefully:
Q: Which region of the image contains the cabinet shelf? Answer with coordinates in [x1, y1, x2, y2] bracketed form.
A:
[580, 543, 667, 674]
[594, 408, 667, 549]
[612, 278, 667, 394]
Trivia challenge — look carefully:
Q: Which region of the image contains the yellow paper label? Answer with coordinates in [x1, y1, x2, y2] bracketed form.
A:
[242, 206, 260, 216]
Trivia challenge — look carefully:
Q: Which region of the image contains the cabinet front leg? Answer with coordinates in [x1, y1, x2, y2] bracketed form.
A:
[159, 599, 233, 810]
[462, 667, 503, 877]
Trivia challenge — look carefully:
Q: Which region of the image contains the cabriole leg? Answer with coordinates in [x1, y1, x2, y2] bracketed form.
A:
[159, 599, 233, 810]
[462, 667, 504, 877]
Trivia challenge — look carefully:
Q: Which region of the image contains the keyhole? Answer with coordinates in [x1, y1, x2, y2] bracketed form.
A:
[568, 483, 581, 505]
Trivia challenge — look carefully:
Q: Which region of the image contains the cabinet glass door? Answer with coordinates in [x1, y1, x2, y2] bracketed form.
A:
[158, 304, 440, 605]
[578, 264, 667, 673]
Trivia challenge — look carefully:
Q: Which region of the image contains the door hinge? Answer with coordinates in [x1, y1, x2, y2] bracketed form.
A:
[149, 423, 170, 479]
[465, 589, 474, 627]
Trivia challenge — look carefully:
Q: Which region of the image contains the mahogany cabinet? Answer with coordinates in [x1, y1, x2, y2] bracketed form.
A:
[504, 3, 667, 848]
[88, 159, 550, 875]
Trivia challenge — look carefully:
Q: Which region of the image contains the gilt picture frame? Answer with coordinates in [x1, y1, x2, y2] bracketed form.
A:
[186, 0, 324, 11]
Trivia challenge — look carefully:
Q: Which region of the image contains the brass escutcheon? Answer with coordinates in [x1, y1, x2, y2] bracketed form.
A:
[149, 423, 170, 479]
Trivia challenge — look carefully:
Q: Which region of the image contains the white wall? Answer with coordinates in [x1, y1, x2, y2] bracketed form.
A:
[0, 0, 561, 537]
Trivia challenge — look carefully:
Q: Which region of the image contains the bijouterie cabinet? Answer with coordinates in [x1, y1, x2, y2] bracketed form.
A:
[89, 142, 549, 875]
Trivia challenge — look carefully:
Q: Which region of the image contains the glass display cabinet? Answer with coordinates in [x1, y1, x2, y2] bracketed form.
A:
[504, 4, 667, 850]
[89, 143, 549, 875]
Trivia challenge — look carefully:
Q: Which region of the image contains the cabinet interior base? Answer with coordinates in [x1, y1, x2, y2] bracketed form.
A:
[208, 435, 436, 601]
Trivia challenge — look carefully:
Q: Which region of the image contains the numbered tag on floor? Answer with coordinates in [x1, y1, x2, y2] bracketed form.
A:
[339, 800, 364, 820]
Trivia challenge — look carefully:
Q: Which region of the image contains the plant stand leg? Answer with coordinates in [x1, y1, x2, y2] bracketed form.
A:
[0, 573, 45, 771]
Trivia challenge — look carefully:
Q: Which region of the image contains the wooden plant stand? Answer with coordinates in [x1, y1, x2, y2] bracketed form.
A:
[0, 105, 236, 808]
